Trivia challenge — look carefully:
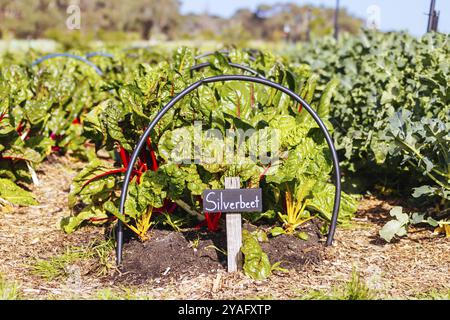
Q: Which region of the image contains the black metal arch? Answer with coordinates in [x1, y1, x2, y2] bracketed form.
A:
[85, 52, 115, 59]
[195, 50, 257, 62]
[31, 53, 103, 76]
[190, 61, 265, 78]
[116, 74, 341, 265]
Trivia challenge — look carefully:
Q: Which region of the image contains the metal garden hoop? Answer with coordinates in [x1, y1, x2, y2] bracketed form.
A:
[115, 74, 341, 266]
[190, 61, 265, 78]
[191, 49, 264, 77]
[31, 53, 104, 76]
[195, 50, 257, 62]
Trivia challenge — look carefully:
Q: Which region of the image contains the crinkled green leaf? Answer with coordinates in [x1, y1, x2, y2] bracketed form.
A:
[61, 205, 108, 233]
[68, 159, 117, 208]
[308, 182, 358, 224]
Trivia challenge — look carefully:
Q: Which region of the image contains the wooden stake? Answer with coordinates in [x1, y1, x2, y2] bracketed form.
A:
[225, 177, 242, 272]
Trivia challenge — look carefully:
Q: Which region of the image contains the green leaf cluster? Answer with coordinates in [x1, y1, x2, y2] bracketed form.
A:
[64, 48, 357, 235]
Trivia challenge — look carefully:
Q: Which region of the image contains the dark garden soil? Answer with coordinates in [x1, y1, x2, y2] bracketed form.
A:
[260, 229, 322, 269]
[118, 220, 323, 284]
[1, 156, 449, 299]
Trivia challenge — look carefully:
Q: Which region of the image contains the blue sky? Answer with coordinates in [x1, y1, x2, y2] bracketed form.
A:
[180, 0, 450, 36]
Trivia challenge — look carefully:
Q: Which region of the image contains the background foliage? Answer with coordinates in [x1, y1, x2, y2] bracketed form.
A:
[0, 1, 362, 43]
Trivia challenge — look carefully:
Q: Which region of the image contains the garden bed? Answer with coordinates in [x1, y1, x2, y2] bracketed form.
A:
[1, 156, 449, 299]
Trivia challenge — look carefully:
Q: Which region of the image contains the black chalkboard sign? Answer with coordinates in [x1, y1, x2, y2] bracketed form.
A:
[202, 188, 262, 213]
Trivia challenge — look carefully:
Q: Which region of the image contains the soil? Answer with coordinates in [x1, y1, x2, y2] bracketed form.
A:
[118, 220, 323, 284]
[260, 223, 323, 270]
[119, 229, 227, 283]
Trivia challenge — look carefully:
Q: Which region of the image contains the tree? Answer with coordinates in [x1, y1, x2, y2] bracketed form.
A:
[0, 0, 362, 41]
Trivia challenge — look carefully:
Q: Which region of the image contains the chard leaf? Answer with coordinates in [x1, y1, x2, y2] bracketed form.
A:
[317, 78, 339, 118]
[308, 182, 358, 223]
[68, 159, 117, 208]
[271, 226, 286, 237]
[241, 230, 272, 280]
[61, 205, 108, 233]
[253, 229, 269, 242]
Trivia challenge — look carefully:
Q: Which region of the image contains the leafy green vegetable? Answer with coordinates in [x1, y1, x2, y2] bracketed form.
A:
[63, 47, 357, 238]
[0, 50, 116, 208]
[271, 226, 286, 237]
[241, 230, 272, 280]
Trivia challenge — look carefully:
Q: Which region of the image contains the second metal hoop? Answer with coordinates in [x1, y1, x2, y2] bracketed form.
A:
[31, 53, 103, 76]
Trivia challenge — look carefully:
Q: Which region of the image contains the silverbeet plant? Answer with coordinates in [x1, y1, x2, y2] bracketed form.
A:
[241, 230, 286, 280]
[62, 48, 358, 242]
[0, 55, 108, 209]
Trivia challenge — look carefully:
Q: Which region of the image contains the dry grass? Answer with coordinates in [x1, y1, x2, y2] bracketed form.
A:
[0, 156, 449, 300]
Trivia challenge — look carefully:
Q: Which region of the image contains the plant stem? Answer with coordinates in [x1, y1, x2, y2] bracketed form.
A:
[174, 199, 203, 220]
